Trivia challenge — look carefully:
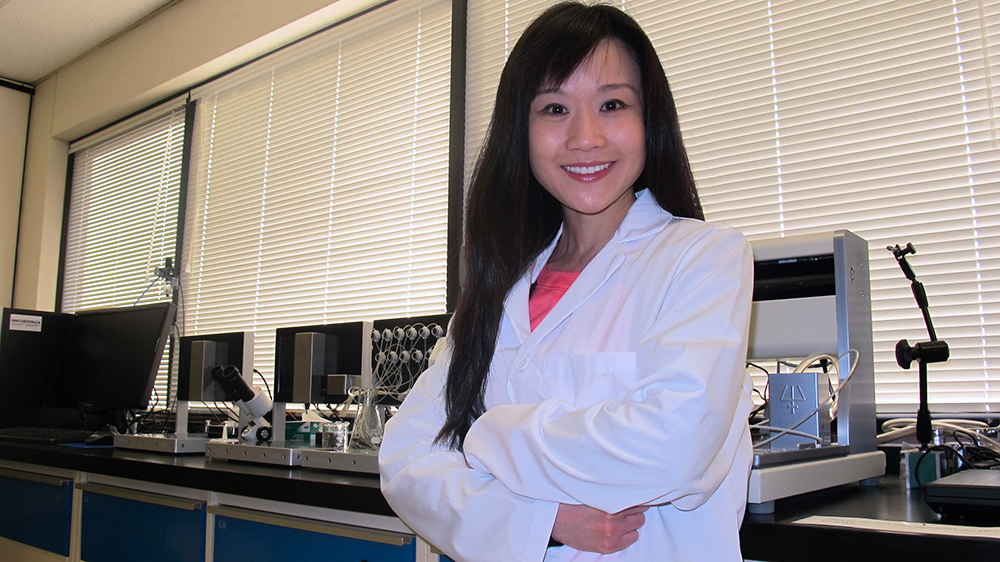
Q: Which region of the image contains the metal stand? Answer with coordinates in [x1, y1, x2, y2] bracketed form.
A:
[113, 399, 209, 454]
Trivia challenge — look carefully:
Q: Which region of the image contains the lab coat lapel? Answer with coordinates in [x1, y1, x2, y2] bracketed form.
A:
[505, 274, 533, 342]
[525, 236, 626, 342]
[504, 236, 560, 343]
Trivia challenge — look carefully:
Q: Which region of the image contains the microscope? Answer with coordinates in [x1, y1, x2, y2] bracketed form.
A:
[209, 365, 273, 443]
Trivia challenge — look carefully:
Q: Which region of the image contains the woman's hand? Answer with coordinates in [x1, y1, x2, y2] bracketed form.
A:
[550, 503, 648, 554]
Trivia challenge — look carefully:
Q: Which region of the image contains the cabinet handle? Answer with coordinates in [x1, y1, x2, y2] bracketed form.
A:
[77, 482, 205, 511]
[208, 505, 413, 546]
[0, 467, 72, 487]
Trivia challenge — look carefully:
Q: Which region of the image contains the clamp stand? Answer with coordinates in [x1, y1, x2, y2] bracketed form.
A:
[888, 243, 949, 450]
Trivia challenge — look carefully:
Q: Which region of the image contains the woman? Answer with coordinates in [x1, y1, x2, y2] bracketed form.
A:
[379, 2, 754, 560]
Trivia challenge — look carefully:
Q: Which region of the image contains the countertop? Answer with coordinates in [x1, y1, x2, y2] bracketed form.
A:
[740, 472, 1000, 561]
[0, 440, 391, 516]
[2, 441, 998, 561]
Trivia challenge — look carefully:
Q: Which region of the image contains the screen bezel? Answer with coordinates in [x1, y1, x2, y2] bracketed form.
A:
[45, 302, 176, 415]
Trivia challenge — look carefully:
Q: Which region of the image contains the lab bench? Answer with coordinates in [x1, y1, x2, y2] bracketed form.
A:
[0, 441, 432, 562]
[0, 442, 996, 561]
[740, 473, 1000, 562]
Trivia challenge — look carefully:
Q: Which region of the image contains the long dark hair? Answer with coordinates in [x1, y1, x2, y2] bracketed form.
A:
[436, 1, 703, 449]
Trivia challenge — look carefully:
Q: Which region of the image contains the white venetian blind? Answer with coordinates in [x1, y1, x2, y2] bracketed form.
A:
[467, 0, 1000, 413]
[63, 103, 186, 403]
[183, 0, 452, 390]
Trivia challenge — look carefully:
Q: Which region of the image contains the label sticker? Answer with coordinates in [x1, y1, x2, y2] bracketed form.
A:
[9, 314, 43, 332]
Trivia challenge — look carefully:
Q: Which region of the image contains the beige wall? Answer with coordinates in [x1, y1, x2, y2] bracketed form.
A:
[14, 0, 384, 311]
[0, 86, 31, 309]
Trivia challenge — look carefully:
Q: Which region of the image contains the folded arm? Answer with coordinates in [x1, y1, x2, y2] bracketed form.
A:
[379, 365, 558, 562]
[462, 233, 754, 514]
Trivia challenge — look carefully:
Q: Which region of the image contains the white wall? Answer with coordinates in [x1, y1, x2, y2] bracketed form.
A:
[0, 85, 31, 309]
[14, 0, 384, 311]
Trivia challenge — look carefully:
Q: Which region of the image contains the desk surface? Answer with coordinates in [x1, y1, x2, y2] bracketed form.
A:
[1, 442, 997, 561]
[740, 474, 1000, 562]
[0, 441, 391, 516]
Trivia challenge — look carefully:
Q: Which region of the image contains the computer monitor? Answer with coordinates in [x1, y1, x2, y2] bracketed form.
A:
[272, 313, 450, 406]
[176, 331, 253, 402]
[46, 302, 177, 421]
[0, 308, 78, 428]
[273, 321, 370, 405]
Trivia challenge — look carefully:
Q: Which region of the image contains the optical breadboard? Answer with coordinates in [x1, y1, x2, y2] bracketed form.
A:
[114, 433, 208, 454]
[747, 451, 885, 514]
[752, 444, 850, 468]
[204, 439, 304, 467]
[301, 449, 379, 474]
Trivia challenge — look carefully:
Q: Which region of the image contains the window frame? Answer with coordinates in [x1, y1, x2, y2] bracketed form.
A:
[58, 0, 465, 414]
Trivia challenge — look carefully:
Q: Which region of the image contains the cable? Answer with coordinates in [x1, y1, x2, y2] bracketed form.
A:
[882, 418, 988, 431]
[253, 368, 272, 401]
[792, 352, 838, 373]
[877, 419, 993, 445]
[745, 362, 770, 423]
[371, 322, 442, 402]
[134, 279, 159, 306]
[792, 352, 840, 415]
[753, 425, 822, 443]
[318, 403, 347, 422]
[912, 445, 964, 488]
[952, 432, 1000, 469]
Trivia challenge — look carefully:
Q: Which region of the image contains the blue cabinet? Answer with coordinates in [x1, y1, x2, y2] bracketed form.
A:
[80, 483, 206, 562]
[0, 464, 433, 562]
[0, 468, 73, 556]
[212, 506, 416, 562]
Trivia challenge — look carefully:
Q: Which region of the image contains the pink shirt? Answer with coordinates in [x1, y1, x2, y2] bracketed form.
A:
[529, 265, 582, 331]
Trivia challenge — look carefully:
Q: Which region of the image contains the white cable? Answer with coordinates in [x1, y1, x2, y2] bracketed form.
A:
[753, 425, 822, 443]
[881, 417, 988, 432]
[793, 353, 839, 374]
[371, 322, 440, 402]
[876, 419, 999, 452]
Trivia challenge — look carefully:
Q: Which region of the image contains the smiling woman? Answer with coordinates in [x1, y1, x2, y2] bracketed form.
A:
[379, 3, 755, 561]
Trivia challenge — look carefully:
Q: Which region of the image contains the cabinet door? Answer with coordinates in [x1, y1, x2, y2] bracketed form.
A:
[211, 506, 416, 562]
[79, 483, 206, 562]
[0, 469, 73, 556]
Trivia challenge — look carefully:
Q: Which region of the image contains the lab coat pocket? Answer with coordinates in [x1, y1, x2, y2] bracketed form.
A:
[540, 352, 637, 407]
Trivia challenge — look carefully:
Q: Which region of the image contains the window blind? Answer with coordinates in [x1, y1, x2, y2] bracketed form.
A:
[63, 103, 186, 405]
[466, 0, 1000, 413]
[183, 0, 452, 395]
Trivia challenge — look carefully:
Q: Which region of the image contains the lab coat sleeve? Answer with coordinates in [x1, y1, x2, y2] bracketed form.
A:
[462, 228, 754, 514]
[379, 359, 559, 562]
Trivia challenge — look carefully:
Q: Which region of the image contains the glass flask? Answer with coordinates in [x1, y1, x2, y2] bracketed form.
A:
[349, 388, 384, 452]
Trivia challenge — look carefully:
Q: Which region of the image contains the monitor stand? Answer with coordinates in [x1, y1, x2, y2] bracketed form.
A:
[112, 400, 208, 454]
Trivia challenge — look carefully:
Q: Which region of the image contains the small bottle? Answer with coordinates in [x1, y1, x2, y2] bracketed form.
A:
[321, 421, 350, 452]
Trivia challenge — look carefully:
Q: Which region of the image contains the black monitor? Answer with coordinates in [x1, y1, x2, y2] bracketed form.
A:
[274, 321, 368, 404]
[176, 331, 252, 402]
[0, 308, 78, 428]
[46, 303, 177, 421]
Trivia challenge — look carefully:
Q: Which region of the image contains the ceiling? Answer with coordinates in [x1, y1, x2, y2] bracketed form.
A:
[0, 0, 178, 86]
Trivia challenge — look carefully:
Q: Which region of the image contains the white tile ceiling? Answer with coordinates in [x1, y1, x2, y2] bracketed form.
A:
[0, 0, 177, 85]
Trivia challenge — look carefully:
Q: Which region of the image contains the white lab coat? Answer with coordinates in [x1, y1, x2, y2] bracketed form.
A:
[380, 189, 754, 561]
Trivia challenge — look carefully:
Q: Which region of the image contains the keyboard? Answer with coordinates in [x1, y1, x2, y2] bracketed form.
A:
[0, 426, 96, 445]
